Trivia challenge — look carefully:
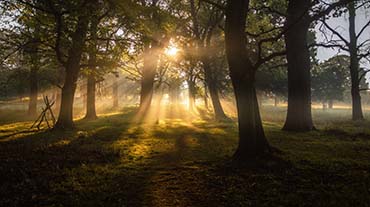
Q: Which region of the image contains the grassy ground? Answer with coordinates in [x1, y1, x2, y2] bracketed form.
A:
[0, 105, 370, 207]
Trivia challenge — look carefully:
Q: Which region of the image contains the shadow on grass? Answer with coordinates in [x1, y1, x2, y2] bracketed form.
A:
[1, 107, 370, 206]
[0, 108, 152, 206]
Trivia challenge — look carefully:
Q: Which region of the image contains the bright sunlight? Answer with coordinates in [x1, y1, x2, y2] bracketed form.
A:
[1, 1, 370, 206]
[164, 42, 179, 57]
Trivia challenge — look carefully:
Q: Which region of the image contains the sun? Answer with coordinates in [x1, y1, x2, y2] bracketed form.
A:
[165, 46, 179, 57]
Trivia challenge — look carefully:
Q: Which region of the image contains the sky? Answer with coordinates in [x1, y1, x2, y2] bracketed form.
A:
[315, 6, 370, 77]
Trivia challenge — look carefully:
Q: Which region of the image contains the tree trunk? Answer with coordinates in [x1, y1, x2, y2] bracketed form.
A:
[55, 14, 89, 129]
[169, 80, 181, 105]
[187, 80, 196, 111]
[28, 67, 38, 117]
[84, 15, 98, 120]
[274, 96, 279, 107]
[203, 58, 227, 120]
[139, 42, 158, 114]
[55, 88, 62, 113]
[27, 23, 40, 117]
[85, 74, 97, 119]
[233, 80, 270, 158]
[348, 2, 364, 120]
[225, 0, 270, 160]
[155, 87, 164, 123]
[113, 76, 119, 108]
[283, 0, 315, 131]
[203, 80, 209, 110]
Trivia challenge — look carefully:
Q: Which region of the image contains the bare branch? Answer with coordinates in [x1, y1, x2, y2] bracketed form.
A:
[309, 43, 349, 52]
[356, 18, 370, 39]
[321, 20, 350, 46]
[311, 0, 353, 21]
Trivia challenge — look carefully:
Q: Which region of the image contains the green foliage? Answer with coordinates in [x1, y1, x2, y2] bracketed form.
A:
[312, 55, 350, 103]
[256, 63, 288, 98]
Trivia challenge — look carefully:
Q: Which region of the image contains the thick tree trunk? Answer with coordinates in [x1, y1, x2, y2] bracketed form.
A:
[225, 0, 270, 160]
[283, 0, 315, 131]
[113, 76, 119, 108]
[55, 14, 89, 129]
[85, 74, 97, 119]
[348, 2, 364, 120]
[57, 75, 77, 129]
[233, 80, 270, 158]
[28, 67, 38, 116]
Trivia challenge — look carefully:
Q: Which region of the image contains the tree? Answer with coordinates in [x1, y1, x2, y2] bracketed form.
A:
[24, 15, 41, 117]
[312, 55, 350, 108]
[84, 15, 99, 120]
[255, 63, 288, 107]
[136, 0, 176, 116]
[283, 0, 353, 131]
[283, 0, 314, 131]
[225, 0, 271, 160]
[51, 1, 98, 129]
[189, 0, 228, 120]
[318, 1, 370, 120]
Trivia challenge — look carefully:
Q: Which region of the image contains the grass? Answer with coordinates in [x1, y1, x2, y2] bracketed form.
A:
[0, 105, 370, 206]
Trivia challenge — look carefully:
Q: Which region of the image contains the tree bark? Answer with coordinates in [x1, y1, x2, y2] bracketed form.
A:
[55, 14, 90, 129]
[85, 74, 97, 119]
[348, 2, 364, 120]
[225, 0, 270, 160]
[283, 0, 315, 131]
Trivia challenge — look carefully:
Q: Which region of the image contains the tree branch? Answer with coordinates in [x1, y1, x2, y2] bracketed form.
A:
[321, 20, 350, 46]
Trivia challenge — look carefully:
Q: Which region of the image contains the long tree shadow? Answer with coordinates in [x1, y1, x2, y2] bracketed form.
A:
[0, 108, 155, 206]
[1, 108, 369, 207]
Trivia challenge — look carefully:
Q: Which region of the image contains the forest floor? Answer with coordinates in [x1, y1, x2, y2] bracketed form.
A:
[0, 105, 370, 207]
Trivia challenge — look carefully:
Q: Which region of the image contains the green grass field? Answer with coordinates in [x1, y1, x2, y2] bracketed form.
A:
[0, 105, 370, 206]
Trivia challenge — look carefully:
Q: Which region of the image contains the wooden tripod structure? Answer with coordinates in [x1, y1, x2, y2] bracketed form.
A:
[31, 96, 56, 130]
